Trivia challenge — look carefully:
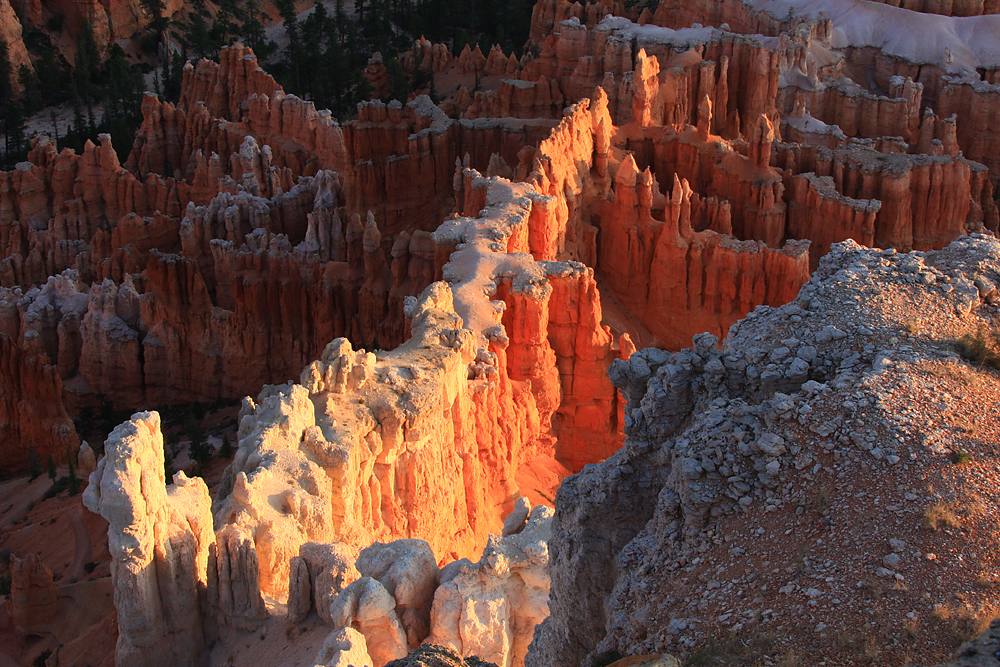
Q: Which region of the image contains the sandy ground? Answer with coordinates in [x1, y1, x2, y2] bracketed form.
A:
[598, 275, 659, 350]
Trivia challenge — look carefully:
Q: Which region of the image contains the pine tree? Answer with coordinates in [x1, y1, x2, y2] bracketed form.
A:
[0, 38, 11, 107]
[25, 447, 41, 480]
[220, 434, 233, 458]
[140, 0, 169, 33]
[3, 101, 26, 164]
[74, 24, 99, 105]
[69, 83, 86, 151]
[67, 451, 80, 495]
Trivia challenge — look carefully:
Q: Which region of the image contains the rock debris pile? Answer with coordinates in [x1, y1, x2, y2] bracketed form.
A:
[532, 236, 1000, 666]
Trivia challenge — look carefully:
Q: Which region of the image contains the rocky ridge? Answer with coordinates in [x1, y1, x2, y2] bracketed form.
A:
[531, 236, 1000, 666]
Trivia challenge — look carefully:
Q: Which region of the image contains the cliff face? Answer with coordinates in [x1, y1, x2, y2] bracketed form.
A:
[0, 0, 31, 93]
[4, 0, 995, 470]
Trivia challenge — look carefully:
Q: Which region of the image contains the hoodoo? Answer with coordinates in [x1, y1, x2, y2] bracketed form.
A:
[3, 0, 1000, 664]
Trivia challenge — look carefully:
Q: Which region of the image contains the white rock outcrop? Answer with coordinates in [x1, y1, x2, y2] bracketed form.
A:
[289, 541, 361, 624]
[83, 412, 213, 667]
[427, 505, 554, 667]
[330, 576, 410, 667]
[212, 382, 336, 596]
[314, 627, 375, 667]
[356, 539, 440, 647]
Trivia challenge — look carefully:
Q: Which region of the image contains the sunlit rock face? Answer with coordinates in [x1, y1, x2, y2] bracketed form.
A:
[82, 412, 214, 667]
[12, 0, 1000, 663]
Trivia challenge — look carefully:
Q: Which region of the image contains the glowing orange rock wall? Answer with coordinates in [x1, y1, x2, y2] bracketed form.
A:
[596, 155, 810, 349]
[773, 142, 984, 253]
[213, 174, 628, 595]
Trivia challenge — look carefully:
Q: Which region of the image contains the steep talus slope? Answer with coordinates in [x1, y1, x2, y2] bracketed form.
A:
[531, 236, 1000, 666]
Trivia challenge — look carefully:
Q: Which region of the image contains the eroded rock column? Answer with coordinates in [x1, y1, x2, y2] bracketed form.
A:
[83, 412, 213, 667]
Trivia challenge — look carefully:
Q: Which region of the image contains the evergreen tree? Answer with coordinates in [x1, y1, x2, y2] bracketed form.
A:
[3, 102, 26, 163]
[74, 24, 100, 105]
[33, 48, 72, 108]
[220, 434, 233, 458]
[182, 0, 216, 59]
[18, 65, 42, 115]
[211, 0, 239, 47]
[69, 83, 86, 151]
[67, 451, 80, 495]
[101, 45, 146, 159]
[241, 0, 275, 60]
[47, 455, 57, 480]
[140, 0, 169, 33]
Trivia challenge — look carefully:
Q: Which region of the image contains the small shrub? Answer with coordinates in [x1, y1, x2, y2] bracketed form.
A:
[951, 450, 971, 465]
[935, 602, 992, 645]
[966, 494, 987, 517]
[46, 13, 65, 32]
[863, 634, 881, 660]
[924, 501, 961, 531]
[956, 326, 1000, 370]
